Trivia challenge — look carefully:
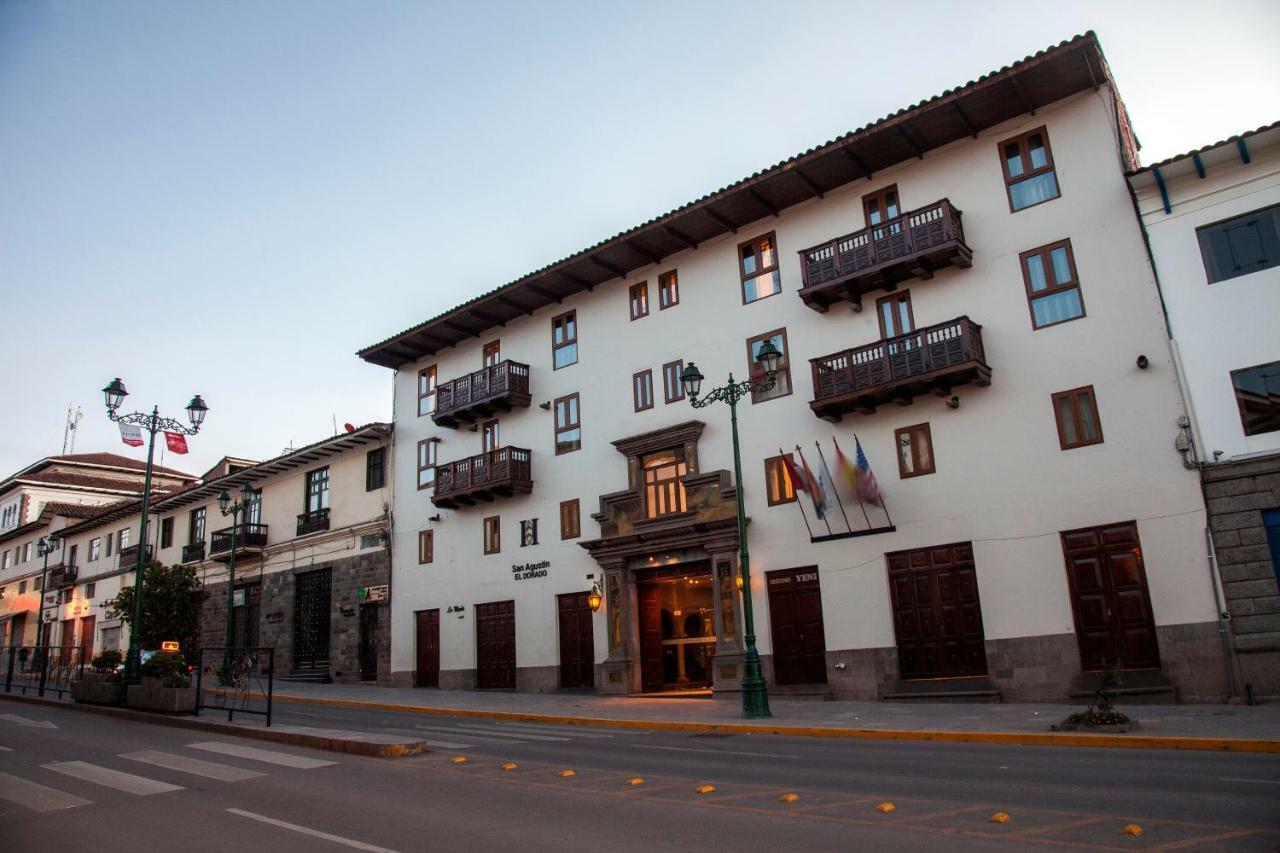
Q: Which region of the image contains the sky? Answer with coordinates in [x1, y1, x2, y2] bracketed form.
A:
[2, 0, 1278, 480]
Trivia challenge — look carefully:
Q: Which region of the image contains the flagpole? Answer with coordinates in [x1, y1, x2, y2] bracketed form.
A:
[796, 445, 833, 536]
[854, 433, 893, 527]
[779, 448, 815, 541]
[814, 440, 854, 534]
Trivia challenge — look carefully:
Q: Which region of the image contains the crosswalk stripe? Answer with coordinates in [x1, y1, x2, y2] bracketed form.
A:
[188, 741, 336, 769]
[0, 770, 92, 811]
[43, 761, 184, 795]
[120, 750, 265, 782]
[427, 725, 571, 742]
[491, 722, 613, 738]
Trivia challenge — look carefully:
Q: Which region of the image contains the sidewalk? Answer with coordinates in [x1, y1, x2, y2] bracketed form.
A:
[272, 681, 1280, 751]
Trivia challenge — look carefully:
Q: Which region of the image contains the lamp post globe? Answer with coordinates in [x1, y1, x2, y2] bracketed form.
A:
[753, 338, 782, 376]
[679, 362, 705, 399]
[102, 378, 128, 411]
[186, 394, 209, 427]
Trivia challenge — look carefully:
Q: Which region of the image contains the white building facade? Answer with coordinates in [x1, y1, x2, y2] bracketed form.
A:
[364, 34, 1228, 702]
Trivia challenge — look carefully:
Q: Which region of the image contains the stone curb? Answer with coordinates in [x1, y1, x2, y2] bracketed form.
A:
[0, 692, 426, 758]
[271, 693, 1280, 754]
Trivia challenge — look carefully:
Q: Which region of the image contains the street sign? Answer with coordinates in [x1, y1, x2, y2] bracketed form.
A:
[364, 584, 389, 602]
[161, 640, 180, 652]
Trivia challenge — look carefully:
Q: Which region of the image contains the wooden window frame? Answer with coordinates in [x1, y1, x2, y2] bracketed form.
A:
[629, 282, 650, 321]
[554, 392, 581, 455]
[633, 369, 654, 412]
[658, 270, 679, 309]
[862, 184, 901, 228]
[417, 366, 437, 417]
[763, 455, 797, 506]
[662, 359, 685, 404]
[1230, 360, 1280, 437]
[418, 530, 434, 565]
[738, 232, 782, 304]
[1020, 239, 1086, 330]
[745, 327, 793, 404]
[560, 499, 581, 540]
[894, 422, 936, 478]
[483, 516, 501, 555]
[365, 447, 386, 491]
[1051, 386, 1104, 450]
[417, 438, 439, 490]
[999, 126, 1061, 213]
[552, 310, 578, 370]
[159, 518, 174, 549]
[481, 419, 499, 454]
[482, 339, 501, 367]
[189, 507, 205, 544]
[875, 291, 915, 340]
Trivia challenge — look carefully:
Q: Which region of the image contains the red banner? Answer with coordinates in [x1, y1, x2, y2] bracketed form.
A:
[164, 431, 189, 454]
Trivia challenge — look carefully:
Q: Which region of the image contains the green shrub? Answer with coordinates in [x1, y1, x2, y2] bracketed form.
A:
[140, 652, 191, 688]
[90, 650, 123, 673]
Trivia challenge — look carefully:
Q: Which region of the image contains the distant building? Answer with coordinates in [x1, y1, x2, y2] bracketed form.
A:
[1128, 121, 1280, 699]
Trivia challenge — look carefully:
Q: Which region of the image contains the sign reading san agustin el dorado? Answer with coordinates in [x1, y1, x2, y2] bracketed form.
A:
[512, 561, 550, 581]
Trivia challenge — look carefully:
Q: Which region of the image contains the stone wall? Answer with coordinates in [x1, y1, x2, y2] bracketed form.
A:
[1204, 455, 1280, 699]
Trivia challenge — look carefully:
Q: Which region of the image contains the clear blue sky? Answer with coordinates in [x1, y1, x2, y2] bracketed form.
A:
[2, 1, 1278, 479]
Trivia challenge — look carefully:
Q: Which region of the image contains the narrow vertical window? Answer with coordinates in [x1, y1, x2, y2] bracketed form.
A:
[418, 366, 437, 416]
[663, 360, 685, 404]
[483, 516, 501, 555]
[481, 419, 499, 454]
[876, 291, 915, 340]
[763, 455, 796, 506]
[658, 270, 679, 309]
[1021, 240, 1085, 329]
[159, 519, 174, 549]
[365, 447, 386, 491]
[305, 466, 330, 513]
[633, 369, 654, 412]
[520, 519, 538, 547]
[483, 339, 502, 366]
[417, 438, 438, 489]
[895, 423, 936, 478]
[863, 185, 902, 239]
[1000, 126, 1060, 211]
[554, 393, 581, 454]
[190, 507, 206, 544]
[629, 282, 649, 320]
[418, 530, 434, 565]
[552, 310, 578, 369]
[1052, 386, 1104, 450]
[746, 328, 792, 403]
[560, 499, 581, 540]
[739, 233, 782, 303]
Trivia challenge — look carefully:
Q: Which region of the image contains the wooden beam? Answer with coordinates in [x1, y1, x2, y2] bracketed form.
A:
[557, 270, 594, 292]
[467, 307, 505, 327]
[791, 167, 824, 199]
[625, 239, 664, 267]
[1081, 50, 1100, 91]
[951, 101, 977, 138]
[664, 225, 699, 250]
[746, 187, 780, 218]
[896, 125, 924, 160]
[441, 318, 481, 337]
[702, 206, 738, 234]
[842, 146, 872, 179]
[496, 294, 535, 316]
[589, 254, 627, 279]
[1009, 76, 1036, 115]
[524, 282, 564, 303]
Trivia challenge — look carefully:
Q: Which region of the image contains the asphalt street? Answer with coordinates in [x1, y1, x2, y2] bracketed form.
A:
[1, 700, 1278, 852]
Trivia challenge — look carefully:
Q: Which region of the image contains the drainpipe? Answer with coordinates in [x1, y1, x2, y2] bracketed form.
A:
[1202, 524, 1238, 700]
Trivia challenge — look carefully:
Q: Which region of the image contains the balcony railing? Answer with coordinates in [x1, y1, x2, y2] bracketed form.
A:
[297, 507, 331, 537]
[181, 542, 206, 564]
[118, 544, 152, 567]
[433, 360, 532, 428]
[209, 523, 269, 562]
[432, 446, 533, 509]
[809, 316, 991, 421]
[49, 563, 77, 588]
[797, 199, 972, 312]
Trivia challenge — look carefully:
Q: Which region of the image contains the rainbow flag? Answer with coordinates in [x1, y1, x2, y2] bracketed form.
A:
[833, 436, 858, 498]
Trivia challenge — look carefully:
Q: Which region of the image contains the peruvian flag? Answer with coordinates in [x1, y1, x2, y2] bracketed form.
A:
[164, 431, 189, 454]
[118, 423, 144, 447]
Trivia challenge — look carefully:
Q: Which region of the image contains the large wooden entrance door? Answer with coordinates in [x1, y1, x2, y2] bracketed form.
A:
[638, 584, 664, 692]
[887, 542, 988, 679]
[558, 593, 595, 689]
[414, 609, 439, 688]
[78, 615, 96, 662]
[293, 569, 332, 671]
[766, 567, 828, 685]
[1061, 522, 1161, 671]
[475, 600, 515, 689]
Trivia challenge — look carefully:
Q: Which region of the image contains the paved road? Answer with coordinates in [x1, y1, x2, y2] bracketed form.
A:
[2, 701, 1278, 851]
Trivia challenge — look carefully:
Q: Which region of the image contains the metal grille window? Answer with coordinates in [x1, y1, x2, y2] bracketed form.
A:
[1231, 360, 1280, 436]
[1000, 127, 1060, 211]
[306, 467, 330, 513]
[1021, 240, 1084, 329]
[658, 270, 679, 309]
[1052, 386, 1104, 450]
[630, 282, 649, 320]
[552, 310, 578, 369]
[895, 423, 936, 477]
[1198, 204, 1280, 284]
[642, 449, 688, 519]
[418, 366, 437, 416]
[739, 232, 782, 303]
[554, 393, 581, 454]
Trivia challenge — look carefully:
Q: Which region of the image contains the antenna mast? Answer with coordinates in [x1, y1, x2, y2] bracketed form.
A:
[62, 404, 83, 454]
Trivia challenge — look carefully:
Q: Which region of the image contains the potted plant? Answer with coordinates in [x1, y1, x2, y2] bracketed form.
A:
[72, 650, 126, 706]
[126, 651, 196, 714]
[1053, 665, 1138, 732]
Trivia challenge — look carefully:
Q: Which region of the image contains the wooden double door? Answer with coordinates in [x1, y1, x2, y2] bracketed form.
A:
[475, 600, 516, 689]
[766, 568, 828, 685]
[1061, 521, 1160, 671]
[414, 609, 439, 688]
[887, 542, 988, 680]
[557, 592, 595, 689]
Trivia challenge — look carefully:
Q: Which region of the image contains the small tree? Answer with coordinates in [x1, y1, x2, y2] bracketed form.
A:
[105, 562, 208, 658]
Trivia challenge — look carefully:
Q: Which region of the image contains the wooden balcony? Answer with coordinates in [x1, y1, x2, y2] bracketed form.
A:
[432, 446, 533, 509]
[49, 563, 77, 588]
[297, 507, 330, 537]
[209, 523, 269, 563]
[797, 199, 972, 312]
[810, 316, 991, 421]
[181, 542, 206, 564]
[118, 544, 152, 568]
[433, 360, 532, 428]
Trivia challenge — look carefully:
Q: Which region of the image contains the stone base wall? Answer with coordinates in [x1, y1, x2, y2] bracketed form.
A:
[1156, 621, 1231, 702]
[515, 665, 559, 693]
[985, 633, 1080, 702]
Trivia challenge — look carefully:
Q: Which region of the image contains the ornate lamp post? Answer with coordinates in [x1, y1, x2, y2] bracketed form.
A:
[103, 378, 208, 684]
[217, 482, 255, 676]
[34, 536, 59, 668]
[680, 339, 781, 719]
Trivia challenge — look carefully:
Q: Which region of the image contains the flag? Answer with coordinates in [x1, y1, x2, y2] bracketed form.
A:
[164, 431, 189, 454]
[118, 423, 143, 447]
[855, 437, 883, 506]
[778, 451, 810, 496]
[833, 436, 858, 498]
[814, 448, 840, 520]
[796, 447, 828, 520]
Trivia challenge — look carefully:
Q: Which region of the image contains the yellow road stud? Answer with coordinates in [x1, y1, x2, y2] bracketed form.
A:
[875, 802, 896, 813]
[778, 793, 800, 804]
[449, 757, 467, 764]
[1121, 824, 1143, 837]
[989, 812, 1010, 824]
[695, 784, 716, 794]
[558, 769, 576, 778]
[501, 762, 518, 771]
[625, 777, 645, 786]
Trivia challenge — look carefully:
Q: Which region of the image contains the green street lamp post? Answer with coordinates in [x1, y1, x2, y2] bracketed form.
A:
[103, 378, 208, 684]
[33, 536, 59, 670]
[217, 482, 255, 677]
[680, 338, 782, 719]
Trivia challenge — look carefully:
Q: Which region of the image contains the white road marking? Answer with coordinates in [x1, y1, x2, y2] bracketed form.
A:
[188, 741, 336, 769]
[121, 750, 265, 782]
[491, 722, 614, 738]
[43, 761, 184, 795]
[0, 770, 92, 811]
[0, 713, 57, 729]
[411, 725, 527, 744]
[0, 745, 13, 751]
[633, 744, 801, 759]
[227, 808, 401, 852]
[437, 725, 571, 742]
[1217, 777, 1280, 785]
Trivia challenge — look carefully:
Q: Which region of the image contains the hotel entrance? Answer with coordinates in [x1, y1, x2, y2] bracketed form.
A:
[637, 564, 716, 693]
